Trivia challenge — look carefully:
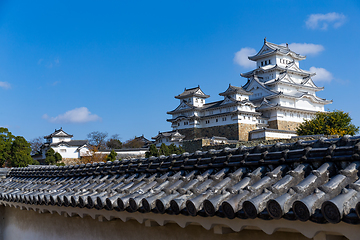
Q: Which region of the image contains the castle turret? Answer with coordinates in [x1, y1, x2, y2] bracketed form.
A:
[175, 86, 210, 107]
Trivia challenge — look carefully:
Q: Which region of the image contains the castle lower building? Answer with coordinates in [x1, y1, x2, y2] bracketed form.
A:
[165, 39, 332, 141]
[40, 128, 89, 160]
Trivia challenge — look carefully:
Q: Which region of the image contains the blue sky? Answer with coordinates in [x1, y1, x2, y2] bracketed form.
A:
[0, 0, 360, 142]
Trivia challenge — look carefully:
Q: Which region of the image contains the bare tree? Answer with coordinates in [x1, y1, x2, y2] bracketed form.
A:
[87, 131, 108, 149]
[29, 136, 44, 155]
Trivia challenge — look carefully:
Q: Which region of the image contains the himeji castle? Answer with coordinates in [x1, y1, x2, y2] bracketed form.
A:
[161, 39, 332, 142]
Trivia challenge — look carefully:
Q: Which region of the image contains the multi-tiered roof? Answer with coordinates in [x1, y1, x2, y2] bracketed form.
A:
[241, 39, 331, 114]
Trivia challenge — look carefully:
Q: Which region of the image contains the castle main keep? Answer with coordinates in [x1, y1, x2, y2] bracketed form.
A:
[166, 39, 332, 141]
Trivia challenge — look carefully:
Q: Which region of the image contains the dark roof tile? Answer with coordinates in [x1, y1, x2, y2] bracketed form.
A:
[3, 136, 360, 224]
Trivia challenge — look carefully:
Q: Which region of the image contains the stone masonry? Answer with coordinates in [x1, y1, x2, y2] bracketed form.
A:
[178, 123, 257, 141]
[268, 120, 300, 131]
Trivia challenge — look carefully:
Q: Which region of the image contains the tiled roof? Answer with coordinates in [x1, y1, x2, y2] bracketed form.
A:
[175, 86, 210, 99]
[219, 84, 250, 96]
[50, 140, 88, 147]
[248, 41, 306, 61]
[3, 136, 360, 225]
[44, 128, 73, 139]
[152, 131, 185, 140]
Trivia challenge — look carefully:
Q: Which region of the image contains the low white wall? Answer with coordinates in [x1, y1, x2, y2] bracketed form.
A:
[0, 206, 312, 240]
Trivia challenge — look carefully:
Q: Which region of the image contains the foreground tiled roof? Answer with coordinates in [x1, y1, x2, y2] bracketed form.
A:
[3, 135, 360, 225]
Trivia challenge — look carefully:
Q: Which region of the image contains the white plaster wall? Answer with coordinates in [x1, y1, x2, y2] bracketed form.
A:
[248, 87, 272, 101]
[269, 110, 315, 123]
[250, 131, 265, 140]
[52, 146, 79, 159]
[79, 148, 90, 157]
[51, 137, 72, 144]
[0, 206, 312, 240]
[265, 131, 297, 139]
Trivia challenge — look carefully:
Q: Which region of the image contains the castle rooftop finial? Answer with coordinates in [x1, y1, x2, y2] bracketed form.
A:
[264, 37, 267, 43]
[286, 43, 288, 48]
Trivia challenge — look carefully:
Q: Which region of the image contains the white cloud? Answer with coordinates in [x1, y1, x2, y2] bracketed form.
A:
[0, 81, 11, 89]
[286, 43, 324, 56]
[233, 47, 257, 68]
[43, 107, 102, 123]
[309, 67, 333, 82]
[306, 12, 346, 30]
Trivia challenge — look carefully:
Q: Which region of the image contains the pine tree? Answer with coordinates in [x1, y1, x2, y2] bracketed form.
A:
[145, 144, 159, 158]
[159, 143, 170, 156]
[106, 150, 117, 161]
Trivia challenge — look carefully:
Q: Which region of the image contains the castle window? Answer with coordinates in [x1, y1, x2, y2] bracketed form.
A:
[261, 61, 264, 66]
[178, 123, 180, 126]
[216, 119, 218, 122]
[269, 60, 271, 64]
[60, 149, 66, 153]
[265, 60, 267, 65]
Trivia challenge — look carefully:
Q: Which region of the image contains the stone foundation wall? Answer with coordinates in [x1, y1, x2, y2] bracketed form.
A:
[178, 123, 257, 141]
[238, 123, 257, 141]
[268, 120, 300, 131]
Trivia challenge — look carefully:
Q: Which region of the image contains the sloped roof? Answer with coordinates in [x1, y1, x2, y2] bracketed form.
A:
[248, 39, 306, 61]
[152, 131, 185, 140]
[219, 84, 251, 96]
[50, 140, 88, 147]
[175, 86, 210, 99]
[241, 64, 312, 78]
[3, 136, 360, 227]
[44, 128, 73, 139]
[264, 72, 324, 91]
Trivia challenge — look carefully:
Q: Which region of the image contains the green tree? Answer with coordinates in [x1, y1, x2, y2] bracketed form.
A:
[296, 110, 359, 136]
[9, 136, 34, 167]
[55, 152, 62, 163]
[159, 143, 170, 156]
[145, 144, 159, 158]
[45, 148, 62, 165]
[106, 150, 117, 161]
[0, 128, 14, 167]
[168, 144, 185, 155]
